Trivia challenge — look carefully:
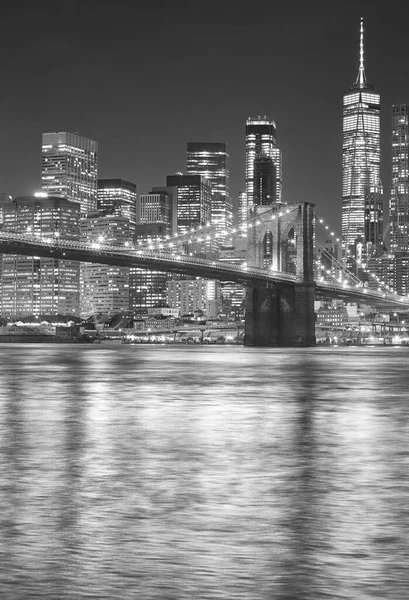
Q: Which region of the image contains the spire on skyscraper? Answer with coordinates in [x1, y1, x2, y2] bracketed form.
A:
[355, 17, 367, 88]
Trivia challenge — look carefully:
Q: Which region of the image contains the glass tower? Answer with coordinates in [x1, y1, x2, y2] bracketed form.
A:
[341, 19, 381, 259]
[390, 105, 409, 253]
[42, 132, 98, 215]
[186, 142, 232, 240]
[245, 117, 282, 215]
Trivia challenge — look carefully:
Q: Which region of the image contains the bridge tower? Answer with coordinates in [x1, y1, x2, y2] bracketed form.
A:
[244, 202, 316, 347]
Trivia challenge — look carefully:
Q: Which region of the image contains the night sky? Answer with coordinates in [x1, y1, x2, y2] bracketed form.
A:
[1, 1, 408, 233]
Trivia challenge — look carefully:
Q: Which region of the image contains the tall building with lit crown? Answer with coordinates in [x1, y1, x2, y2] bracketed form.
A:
[97, 179, 137, 231]
[186, 142, 232, 241]
[341, 19, 381, 262]
[245, 116, 282, 215]
[390, 105, 409, 254]
[42, 132, 98, 215]
[0, 194, 80, 318]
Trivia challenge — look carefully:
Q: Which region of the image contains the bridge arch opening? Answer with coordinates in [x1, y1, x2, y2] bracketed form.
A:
[262, 229, 273, 268]
[281, 225, 298, 275]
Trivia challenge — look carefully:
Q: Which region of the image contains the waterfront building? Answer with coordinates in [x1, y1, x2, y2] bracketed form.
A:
[245, 116, 282, 212]
[0, 195, 80, 318]
[97, 179, 137, 231]
[130, 223, 170, 313]
[186, 142, 232, 241]
[341, 19, 381, 264]
[80, 215, 131, 317]
[42, 132, 98, 215]
[167, 278, 220, 318]
[219, 245, 246, 320]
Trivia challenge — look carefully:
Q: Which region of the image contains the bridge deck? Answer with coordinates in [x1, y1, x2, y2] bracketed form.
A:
[1, 232, 408, 308]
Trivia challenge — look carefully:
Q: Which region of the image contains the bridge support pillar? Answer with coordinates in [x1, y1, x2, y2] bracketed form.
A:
[244, 283, 316, 347]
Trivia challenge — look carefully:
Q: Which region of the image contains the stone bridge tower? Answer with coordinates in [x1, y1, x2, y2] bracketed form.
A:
[244, 202, 316, 346]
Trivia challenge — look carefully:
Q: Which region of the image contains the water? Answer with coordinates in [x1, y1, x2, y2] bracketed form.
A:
[0, 344, 409, 599]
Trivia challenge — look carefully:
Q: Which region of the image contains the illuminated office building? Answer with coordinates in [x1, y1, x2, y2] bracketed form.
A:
[341, 19, 381, 261]
[167, 278, 220, 318]
[139, 191, 173, 231]
[390, 105, 409, 254]
[42, 132, 98, 215]
[97, 179, 137, 231]
[186, 142, 232, 240]
[0, 195, 80, 318]
[130, 223, 170, 313]
[245, 116, 282, 213]
[166, 174, 212, 234]
[238, 191, 247, 224]
[130, 186, 175, 313]
[80, 215, 131, 317]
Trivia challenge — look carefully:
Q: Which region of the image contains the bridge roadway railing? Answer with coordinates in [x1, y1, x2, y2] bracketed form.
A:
[0, 231, 299, 286]
[2, 231, 409, 307]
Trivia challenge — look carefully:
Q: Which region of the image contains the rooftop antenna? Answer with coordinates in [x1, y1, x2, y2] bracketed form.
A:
[356, 17, 367, 88]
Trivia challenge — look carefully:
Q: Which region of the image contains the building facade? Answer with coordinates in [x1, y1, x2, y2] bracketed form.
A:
[390, 104, 409, 254]
[80, 215, 131, 317]
[341, 20, 381, 262]
[0, 195, 80, 318]
[253, 154, 276, 206]
[167, 278, 220, 318]
[186, 142, 232, 240]
[245, 116, 282, 216]
[97, 179, 137, 231]
[166, 174, 212, 235]
[42, 132, 98, 215]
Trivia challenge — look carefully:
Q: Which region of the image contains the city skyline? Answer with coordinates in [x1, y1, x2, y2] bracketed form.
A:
[1, 4, 409, 232]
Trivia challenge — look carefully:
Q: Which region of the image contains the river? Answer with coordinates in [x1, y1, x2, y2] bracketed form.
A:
[0, 344, 408, 599]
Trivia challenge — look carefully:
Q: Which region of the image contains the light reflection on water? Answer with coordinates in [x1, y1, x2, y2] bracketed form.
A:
[0, 344, 409, 599]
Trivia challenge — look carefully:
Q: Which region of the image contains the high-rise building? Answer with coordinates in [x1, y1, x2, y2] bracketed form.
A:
[390, 105, 409, 254]
[166, 174, 212, 235]
[238, 191, 247, 224]
[97, 179, 137, 231]
[253, 154, 276, 206]
[42, 132, 98, 214]
[245, 116, 282, 214]
[130, 186, 176, 314]
[341, 19, 381, 261]
[130, 223, 170, 313]
[186, 142, 232, 239]
[80, 215, 131, 317]
[139, 191, 172, 231]
[0, 195, 80, 318]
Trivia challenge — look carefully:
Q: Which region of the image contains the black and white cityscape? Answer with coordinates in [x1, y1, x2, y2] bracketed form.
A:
[1, 4, 409, 599]
[1, 15, 409, 345]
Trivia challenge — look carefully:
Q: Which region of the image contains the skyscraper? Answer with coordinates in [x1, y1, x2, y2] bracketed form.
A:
[253, 154, 276, 206]
[341, 19, 381, 261]
[97, 179, 137, 231]
[186, 142, 232, 239]
[42, 132, 98, 214]
[390, 105, 409, 254]
[166, 174, 212, 235]
[245, 117, 282, 215]
[80, 215, 131, 317]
